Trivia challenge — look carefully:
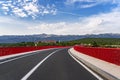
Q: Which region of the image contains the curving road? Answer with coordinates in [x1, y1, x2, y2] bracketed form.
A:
[0, 48, 102, 80]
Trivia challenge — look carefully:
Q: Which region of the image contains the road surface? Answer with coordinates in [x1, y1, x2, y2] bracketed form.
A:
[0, 48, 101, 80]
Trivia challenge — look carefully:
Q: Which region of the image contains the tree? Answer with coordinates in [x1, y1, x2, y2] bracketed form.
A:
[92, 41, 99, 47]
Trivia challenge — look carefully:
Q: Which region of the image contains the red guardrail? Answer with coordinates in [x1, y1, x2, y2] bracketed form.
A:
[74, 46, 120, 65]
[0, 46, 65, 56]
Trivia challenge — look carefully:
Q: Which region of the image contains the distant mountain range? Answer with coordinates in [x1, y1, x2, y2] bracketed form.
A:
[0, 33, 120, 43]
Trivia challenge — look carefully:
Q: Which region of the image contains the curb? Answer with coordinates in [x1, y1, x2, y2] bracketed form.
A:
[0, 48, 57, 60]
[69, 48, 120, 80]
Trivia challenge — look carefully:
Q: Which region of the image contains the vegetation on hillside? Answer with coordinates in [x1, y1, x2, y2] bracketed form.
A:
[67, 38, 120, 48]
[0, 38, 120, 48]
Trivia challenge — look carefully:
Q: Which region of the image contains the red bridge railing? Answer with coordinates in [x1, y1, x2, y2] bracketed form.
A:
[0, 46, 64, 56]
[74, 46, 120, 65]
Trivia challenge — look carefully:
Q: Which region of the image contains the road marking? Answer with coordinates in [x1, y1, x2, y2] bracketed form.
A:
[0, 49, 55, 65]
[68, 50, 104, 80]
[0, 48, 54, 60]
[21, 49, 61, 80]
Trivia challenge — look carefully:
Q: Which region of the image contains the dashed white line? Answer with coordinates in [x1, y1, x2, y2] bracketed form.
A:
[21, 49, 61, 80]
[68, 50, 104, 80]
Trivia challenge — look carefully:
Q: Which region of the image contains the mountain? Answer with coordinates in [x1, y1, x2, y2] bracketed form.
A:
[0, 33, 120, 43]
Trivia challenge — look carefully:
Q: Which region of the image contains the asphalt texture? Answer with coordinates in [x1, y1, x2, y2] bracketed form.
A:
[0, 48, 99, 80]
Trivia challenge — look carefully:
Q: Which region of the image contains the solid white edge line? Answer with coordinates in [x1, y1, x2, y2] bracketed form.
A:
[0, 48, 56, 65]
[0, 51, 43, 65]
[68, 50, 104, 80]
[0, 48, 53, 60]
[21, 49, 60, 80]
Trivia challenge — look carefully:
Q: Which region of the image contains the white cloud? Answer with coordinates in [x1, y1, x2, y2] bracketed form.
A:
[0, 6, 120, 35]
[0, 0, 57, 19]
[65, 0, 118, 8]
[2, 6, 9, 10]
[66, 0, 115, 4]
[66, 0, 95, 4]
[39, 4, 57, 16]
[80, 3, 98, 8]
[13, 7, 28, 17]
[23, 2, 39, 15]
[27, 7, 120, 35]
[27, 21, 102, 35]
[0, 17, 30, 35]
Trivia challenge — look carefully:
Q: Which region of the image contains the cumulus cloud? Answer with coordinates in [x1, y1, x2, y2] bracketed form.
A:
[13, 7, 28, 17]
[0, 4, 120, 35]
[27, 7, 120, 35]
[0, 0, 57, 19]
[27, 21, 102, 35]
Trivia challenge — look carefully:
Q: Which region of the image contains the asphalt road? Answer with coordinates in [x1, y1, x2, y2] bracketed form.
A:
[0, 48, 100, 80]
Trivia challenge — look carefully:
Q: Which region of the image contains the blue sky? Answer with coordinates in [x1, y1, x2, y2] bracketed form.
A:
[0, 0, 120, 35]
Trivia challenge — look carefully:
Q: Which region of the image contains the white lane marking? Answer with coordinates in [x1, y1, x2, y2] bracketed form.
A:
[68, 50, 104, 80]
[0, 48, 53, 60]
[21, 49, 61, 80]
[0, 49, 55, 65]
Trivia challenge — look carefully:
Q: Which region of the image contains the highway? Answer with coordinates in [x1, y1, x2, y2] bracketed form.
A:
[0, 48, 102, 80]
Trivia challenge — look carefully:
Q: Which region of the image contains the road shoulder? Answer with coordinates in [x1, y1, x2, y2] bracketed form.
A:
[69, 48, 120, 80]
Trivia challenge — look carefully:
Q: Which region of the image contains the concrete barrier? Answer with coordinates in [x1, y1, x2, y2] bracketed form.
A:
[69, 48, 120, 80]
[74, 46, 120, 65]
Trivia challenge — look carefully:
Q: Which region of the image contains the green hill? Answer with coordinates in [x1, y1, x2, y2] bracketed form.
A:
[0, 38, 120, 48]
[66, 38, 120, 47]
